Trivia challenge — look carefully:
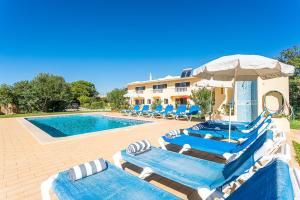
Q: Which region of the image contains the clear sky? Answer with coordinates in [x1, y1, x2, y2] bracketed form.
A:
[0, 0, 299, 94]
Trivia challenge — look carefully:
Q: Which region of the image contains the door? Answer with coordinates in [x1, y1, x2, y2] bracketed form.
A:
[236, 80, 258, 122]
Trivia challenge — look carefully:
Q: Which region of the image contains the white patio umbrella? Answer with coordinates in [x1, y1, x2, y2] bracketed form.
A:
[196, 78, 233, 88]
[193, 54, 295, 142]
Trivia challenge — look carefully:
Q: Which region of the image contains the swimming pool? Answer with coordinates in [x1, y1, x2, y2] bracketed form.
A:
[26, 115, 149, 138]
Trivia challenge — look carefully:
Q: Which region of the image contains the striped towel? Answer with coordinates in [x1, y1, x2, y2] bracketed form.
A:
[126, 140, 151, 155]
[165, 129, 182, 138]
[192, 123, 205, 130]
[68, 158, 107, 181]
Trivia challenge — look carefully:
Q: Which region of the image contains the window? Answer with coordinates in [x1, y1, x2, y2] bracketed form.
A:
[175, 82, 190, 87]
[164, 99, 169, 104]
[147, 99, 151, 104]
[175, 98, 188, 105]
[153, 84, 167, 89]
[181, 69, 192, 78]
[135, 99, 145, 105]
[135, 86, 145, 91]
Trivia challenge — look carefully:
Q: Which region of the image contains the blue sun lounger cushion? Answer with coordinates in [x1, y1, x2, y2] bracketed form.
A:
[162, 130, 273, 160]
[126, 140, 151, 155]
[226, 159, 294, 200]
[185, 115, 272, 140]
[192, 111, 267, 131]
[53, 162, 180, 200]
[68, 158, 108, 181]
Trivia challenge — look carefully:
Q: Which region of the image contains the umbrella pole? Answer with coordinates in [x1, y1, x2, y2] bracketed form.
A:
[228, 70, 237, 143]
[228, 103, 232, 142]
[209, 88, 213, 120]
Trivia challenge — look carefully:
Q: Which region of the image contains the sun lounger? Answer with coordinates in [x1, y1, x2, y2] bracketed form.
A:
[224, 158, 295, 200]
[185, 114, 272, 141]
[202, 111, 267, 130]
[159, 129, 286, 160]
[121, 105, 140, 116]
[176, 105, 200, 120]
[136, 105, 150, 116]
[145, 104, 163, 117]
[168, 104, 187, 119]
[114, 130, 287, 199]
[153, 104, 174, 118]
[41, 160, 180, 200]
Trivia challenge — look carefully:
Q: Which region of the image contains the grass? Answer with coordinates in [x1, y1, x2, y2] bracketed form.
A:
[0, 109, 111, 118]
[293, 141, 300, 165]
[291, 119, 300, 130]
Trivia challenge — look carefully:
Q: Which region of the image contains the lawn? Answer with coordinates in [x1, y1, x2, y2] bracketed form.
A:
[293, 141, 300, 165]
[290, 119, 300, 130]
[0, 109, 110, 118]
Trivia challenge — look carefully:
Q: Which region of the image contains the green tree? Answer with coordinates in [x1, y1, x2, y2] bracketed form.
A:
[31, 73, 73, 112]
[278, 46, 300, 117]
[0, 84, 15, 105]
[12, 81, 37, 113]
[71, 80, 98, 99]
[151, 99, 162, 110]
[190, 88, 215, 115]
[106, 88, 128, 111]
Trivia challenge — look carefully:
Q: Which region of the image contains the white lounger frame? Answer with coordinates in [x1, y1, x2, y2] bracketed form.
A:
[41, 174, 58, 200]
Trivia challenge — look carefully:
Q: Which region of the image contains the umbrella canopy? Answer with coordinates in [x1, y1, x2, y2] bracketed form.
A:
[193, 54, 295, 80]
[192, 54, 295, 142]
[196, 78, 233, 88]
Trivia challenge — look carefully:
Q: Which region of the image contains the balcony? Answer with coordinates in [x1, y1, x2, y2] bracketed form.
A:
[153, 89, 163, 93]
[136, 90, 144, 94]
[175, 87, 188, 92]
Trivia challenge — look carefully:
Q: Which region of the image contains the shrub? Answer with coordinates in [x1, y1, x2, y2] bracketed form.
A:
[90, 101, 105, 109]
[107, 88, 128, 111]
[190, 88, 214, 115]
[151, 99, 162, 110]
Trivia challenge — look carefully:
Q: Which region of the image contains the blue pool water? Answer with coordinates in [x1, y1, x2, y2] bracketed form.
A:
[26, 115, 149, 138]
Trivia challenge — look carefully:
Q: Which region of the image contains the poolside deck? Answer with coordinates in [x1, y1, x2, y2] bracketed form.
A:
[0, 112, 199, 199]
[0, 112, 298, 199]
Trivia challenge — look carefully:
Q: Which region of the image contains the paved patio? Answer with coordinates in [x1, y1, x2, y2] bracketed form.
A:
[0, 112, 299, 200]
[0, 113, 199, 199]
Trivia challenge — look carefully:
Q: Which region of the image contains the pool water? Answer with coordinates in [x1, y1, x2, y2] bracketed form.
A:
[26, 115, 149, 138]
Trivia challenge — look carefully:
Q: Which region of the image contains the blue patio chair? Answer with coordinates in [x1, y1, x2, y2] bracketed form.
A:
[159, 129, 285, 160]
[185, 114, 272, 141]
[122, 105, 140, 116]
[153, 104, 174, 118]
[136, 105, 150, 116]
[121, 105, 139, 115]
[114, 130, 276, 199]
[41, 161, 180, 200]
[226, 158, 294, 200]
[168, 104, 187, 119]
[144, 105, 163, 117]
[177, 105, 200, 120]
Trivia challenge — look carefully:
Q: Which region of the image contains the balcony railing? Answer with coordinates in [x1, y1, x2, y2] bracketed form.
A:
[153, 89, 163, 93]
[136, 90, 144, 94]
[175, 87, 188, 92]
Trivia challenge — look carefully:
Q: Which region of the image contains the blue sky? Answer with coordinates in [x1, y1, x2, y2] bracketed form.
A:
[0, 0, 299, 94]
